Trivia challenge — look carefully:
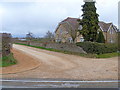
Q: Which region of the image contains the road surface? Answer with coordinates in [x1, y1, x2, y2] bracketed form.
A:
[1, 79, 119, 88]
[1, 44, 119, 88]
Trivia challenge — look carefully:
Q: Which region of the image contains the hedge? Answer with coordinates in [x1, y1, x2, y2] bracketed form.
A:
[76, 42, 118, 54]
[0, 53, 17, 67]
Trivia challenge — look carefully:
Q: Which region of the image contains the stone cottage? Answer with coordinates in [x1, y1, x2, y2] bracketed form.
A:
[55, 17, 119, 43]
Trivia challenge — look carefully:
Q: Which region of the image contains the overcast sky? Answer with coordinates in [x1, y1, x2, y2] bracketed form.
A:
[0, 0, 119, 37]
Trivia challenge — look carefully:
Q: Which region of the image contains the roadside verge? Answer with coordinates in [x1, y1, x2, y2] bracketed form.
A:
[0, 48, 40, 75]
[15, 43, 120, 58]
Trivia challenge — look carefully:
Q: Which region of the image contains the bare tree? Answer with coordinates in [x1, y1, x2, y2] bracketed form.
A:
[62, 21, 79, 43]
[26, 32, 34, 45]
[44, 31, 54, 42]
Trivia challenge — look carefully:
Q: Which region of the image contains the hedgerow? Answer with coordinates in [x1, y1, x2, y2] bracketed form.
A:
[76, 42, 118, 54]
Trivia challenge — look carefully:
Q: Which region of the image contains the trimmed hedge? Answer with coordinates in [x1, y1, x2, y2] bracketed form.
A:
[76, 42, 118, 54]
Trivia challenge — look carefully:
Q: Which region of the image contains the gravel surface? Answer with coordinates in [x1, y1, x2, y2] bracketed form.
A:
[1, 44, 118, 80]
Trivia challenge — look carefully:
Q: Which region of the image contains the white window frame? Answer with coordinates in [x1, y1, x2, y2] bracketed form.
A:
[80, 37, 84, 42]
[110, 37, 113, 43]
[68, 37, 72, 43]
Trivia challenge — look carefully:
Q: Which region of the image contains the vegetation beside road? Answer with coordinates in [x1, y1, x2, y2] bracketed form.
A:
[96, 53, 120, 58]
[1, 33, 17, 67]
[0, 53, 17, 67]
[76, 42, 119, 54]
[15, 43, 120, 58]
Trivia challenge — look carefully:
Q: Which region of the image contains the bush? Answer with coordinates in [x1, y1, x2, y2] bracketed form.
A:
[0, 53, 17, 67]
[97, 31, 105, 43]
[76, 42, 118, 54]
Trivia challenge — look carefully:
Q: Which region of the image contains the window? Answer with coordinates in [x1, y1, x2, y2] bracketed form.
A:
[56, 39, 61, 43]
[68, 37, 72, 43]
[80, 37, 84, 42]
[78, 25, 82, 30]
[110, 29, 114, 34]
[60, 29, 63, 34]
[110, 37, 114, 43]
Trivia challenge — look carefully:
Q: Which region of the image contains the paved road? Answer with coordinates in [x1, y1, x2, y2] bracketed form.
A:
[1, 79, 119, 88]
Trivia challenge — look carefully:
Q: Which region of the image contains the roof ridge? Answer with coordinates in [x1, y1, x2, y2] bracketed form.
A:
[99, 21, 112, 24]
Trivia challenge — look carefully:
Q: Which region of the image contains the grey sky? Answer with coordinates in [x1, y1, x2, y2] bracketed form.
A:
[0, 0, 119, 37]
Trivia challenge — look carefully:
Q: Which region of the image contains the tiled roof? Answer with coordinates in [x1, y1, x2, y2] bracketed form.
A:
[55, 17, 80, 33]
[98, 21, 112, 32]
[55, 17, 117, 33]
[61, 17, 80, 27]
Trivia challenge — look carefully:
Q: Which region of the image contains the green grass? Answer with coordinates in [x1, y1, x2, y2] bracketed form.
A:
[15, 43, 120, 58]
[96, 52, 120, 58]
[15, 43, 64, 52]
[0, 53, 17, 67]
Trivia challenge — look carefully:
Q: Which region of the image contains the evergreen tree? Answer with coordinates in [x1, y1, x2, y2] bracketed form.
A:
[79, 1, 99, 42]
[97, 31, 105, 43]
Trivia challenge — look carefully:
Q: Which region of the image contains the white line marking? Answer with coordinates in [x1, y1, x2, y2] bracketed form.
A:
[1, 80, 119, 83]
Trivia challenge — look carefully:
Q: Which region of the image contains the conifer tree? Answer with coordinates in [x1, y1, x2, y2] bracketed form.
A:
[79, 1, 99, 42]
[97, 31, 105, 43]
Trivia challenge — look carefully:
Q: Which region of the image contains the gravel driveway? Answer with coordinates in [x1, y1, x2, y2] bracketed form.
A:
[1, 44, 118, 80]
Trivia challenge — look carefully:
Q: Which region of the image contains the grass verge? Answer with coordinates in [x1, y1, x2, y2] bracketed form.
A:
[15, 43, 120, 58]
[0, 53, 17, 67]
[96, 52, 120, 58]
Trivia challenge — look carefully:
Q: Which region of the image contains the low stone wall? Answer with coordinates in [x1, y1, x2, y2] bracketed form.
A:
[30, 42, 45, 47]
[16, 41, 86, 54]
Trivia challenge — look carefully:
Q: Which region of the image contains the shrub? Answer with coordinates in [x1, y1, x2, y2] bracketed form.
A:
[0, 53, 17, 67]
[76, 42, 118, 54]
[97, 31, 105, 43]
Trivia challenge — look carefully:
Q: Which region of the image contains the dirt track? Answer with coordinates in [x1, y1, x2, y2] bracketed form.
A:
[1, 44, 118, 80]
